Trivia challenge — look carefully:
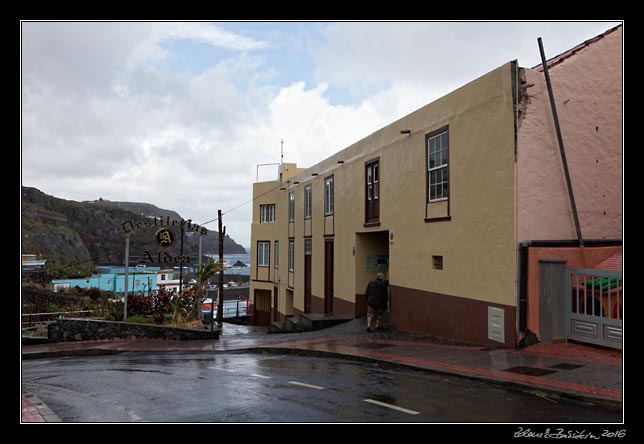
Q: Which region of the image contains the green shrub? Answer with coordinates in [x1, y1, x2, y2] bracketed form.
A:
[125, 315, 152, 324]
[151, 289, 172, 324]
[99, 299, 124, 321]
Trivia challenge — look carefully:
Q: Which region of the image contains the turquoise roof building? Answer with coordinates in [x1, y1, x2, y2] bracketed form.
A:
[52, 267, 174, 294]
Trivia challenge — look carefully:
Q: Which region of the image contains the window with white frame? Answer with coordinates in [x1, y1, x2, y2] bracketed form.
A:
[288, 192, 295, 222]
[260, 204, 275, 223]
[324, 176, 334, 216]
[274, 240, 279, 268]
[288, 239, 295, 272]
[427, 129, 449, 202]
[257, 241, 270, 267]
[304, 185, 312, 219]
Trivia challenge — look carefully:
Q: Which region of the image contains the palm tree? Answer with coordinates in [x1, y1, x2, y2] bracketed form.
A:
[193, 257, 224, 320]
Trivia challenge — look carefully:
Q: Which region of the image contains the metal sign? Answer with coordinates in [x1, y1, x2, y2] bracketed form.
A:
[155, 228, 175, 247]
[120, 216, 208, 235]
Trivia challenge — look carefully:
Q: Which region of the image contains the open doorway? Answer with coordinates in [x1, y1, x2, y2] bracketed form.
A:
[355, 231, 389, 317]
[324, 239, 334, 314]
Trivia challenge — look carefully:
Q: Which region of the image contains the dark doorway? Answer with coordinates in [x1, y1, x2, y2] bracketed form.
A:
[304, 238, 312, 313]
[324, 239, 334, 314]
[365, 159, 380, 224]
[272, 286, 279, 322]
[355, 231, 389, 317]
[254, 289, 271, 326]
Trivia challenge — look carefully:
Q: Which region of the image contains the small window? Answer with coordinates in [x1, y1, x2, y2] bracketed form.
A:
[288, 192, 295, 222]
[274, 240, 279, 268]
[304, 238, 312, 255]
[432, 255, 444, 270]
[373, 163, 379, 199]
[304, 185, 312, 219]
[258, 241, 270, 267]
[288, 240, 295, 272]
[324, 176, 334, 216]
[260, 204, 275, 223]
[365, 159, 380, 223]
[427, 130, 449, 202]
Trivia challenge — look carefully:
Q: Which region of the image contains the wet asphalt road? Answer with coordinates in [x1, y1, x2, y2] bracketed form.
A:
[21, 352, 622, 423]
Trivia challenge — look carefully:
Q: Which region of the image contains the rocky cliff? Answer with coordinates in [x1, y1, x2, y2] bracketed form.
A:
[21, 186, 246, 278]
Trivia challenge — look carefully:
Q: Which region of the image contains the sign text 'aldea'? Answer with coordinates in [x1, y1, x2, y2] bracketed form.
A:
[120, 217, 208, 235]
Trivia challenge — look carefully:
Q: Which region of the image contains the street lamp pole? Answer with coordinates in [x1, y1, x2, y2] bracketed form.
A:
[217, 210, 225, 330]
[124, 234, 130, 320]
[198, 234, 203, 274]
[179, 226, 184, 296]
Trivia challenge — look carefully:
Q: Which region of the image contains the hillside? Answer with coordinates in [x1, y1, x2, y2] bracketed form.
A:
[21, 186, 246, 279]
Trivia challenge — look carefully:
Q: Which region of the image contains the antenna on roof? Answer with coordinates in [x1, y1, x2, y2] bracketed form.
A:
[281, 139, 284, 165]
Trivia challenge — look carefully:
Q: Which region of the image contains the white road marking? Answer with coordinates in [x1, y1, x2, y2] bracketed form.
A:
[364, 399, 420, 415]
[207, 366, 236, 373]
[251, 374, 272, 379]
[288, 381, 326, 390]
[126, 410, 143, 421]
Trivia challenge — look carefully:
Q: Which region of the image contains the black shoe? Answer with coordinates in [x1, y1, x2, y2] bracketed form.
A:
[366, 327, 372, 333]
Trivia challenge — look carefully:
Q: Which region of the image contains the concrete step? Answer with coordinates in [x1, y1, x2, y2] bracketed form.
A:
[267, 321, 285, 334]
[299, 314, 353, 331]
[267, 314, 353, 334]
[267, 317, 306, 334]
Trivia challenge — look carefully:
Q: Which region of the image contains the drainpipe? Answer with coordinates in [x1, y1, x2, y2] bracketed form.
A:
[537, 38, 584, 252]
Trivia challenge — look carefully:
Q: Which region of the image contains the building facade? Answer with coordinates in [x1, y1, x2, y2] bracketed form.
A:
[249, 26, 622, 348]
[52, 267, 174, 294]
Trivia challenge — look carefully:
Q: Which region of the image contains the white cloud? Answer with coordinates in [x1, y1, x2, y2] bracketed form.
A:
[21, 21, 621, 249]
[313, 21, 620, 98]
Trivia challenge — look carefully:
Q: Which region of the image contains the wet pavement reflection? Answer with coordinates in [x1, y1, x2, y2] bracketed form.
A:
[22, 352, 621, 423]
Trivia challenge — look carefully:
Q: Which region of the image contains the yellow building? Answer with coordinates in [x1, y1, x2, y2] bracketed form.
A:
[250, 26, 622, 348]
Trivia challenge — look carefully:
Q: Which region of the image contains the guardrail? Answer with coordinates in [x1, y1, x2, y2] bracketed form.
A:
[21, 310, 94, 327]
[202, 300, 249, 323]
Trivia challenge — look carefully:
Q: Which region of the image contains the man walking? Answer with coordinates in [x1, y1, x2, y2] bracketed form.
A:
[365, 272, 388, 332]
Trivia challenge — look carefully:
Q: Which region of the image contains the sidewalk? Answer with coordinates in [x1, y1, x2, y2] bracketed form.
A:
[21, 319, 622, 421]
[21, 389, 61, 423]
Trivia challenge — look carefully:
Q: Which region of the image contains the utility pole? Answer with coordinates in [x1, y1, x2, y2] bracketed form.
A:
[217, 210, 225, 330]
[179, 226, 184, 296]
[124, 234, 129, 320]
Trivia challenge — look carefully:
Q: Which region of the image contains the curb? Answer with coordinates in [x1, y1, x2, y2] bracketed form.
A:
[22, 348, 124, 360]
[243, 346, 623, 411]
[22, 389, 62, 423]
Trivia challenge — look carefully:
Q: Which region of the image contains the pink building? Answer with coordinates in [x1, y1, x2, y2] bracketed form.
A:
[517, 25, 622, 344]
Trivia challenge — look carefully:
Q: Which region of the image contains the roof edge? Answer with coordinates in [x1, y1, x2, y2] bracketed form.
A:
[531, 24, 622, 72]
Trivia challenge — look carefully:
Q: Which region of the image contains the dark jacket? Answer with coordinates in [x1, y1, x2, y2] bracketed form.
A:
[366, 278, 388, 308]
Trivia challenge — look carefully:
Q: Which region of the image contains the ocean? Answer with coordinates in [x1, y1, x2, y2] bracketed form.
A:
[205, 253, 251, 276]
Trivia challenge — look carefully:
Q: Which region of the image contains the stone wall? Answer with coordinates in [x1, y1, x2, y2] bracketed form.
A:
[48, 318, 219, 342]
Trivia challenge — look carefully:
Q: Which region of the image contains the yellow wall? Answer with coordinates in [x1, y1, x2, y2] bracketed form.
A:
[250, 180, 279, 299]
[251, 61, 518, 319]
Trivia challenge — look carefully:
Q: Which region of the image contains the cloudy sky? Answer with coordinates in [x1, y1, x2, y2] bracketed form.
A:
[21, 21, 621, 249]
